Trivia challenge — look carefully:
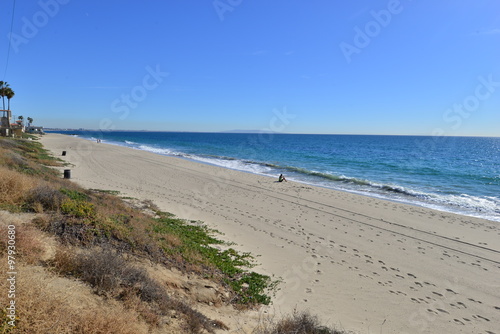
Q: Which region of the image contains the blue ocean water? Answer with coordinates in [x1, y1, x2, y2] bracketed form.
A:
[51, 131, 500, 222]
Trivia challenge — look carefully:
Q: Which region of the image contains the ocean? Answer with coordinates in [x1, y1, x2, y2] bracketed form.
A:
[50, 131, 500, 222]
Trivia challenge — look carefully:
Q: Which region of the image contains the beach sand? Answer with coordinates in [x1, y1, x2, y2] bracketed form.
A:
[41, 133, 500, 334]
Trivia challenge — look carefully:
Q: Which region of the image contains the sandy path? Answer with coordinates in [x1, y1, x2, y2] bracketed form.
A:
[41, 133, 500, 334]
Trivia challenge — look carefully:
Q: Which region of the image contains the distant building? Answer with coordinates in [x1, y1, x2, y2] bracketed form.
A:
[1, 110, 44, 137]
[12, 120, 25, 137]
[27, 126, 45, 134]
[0, 109, 12, 137]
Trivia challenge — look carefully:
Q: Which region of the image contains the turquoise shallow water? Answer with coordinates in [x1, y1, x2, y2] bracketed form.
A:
[51, 131, 500, 222]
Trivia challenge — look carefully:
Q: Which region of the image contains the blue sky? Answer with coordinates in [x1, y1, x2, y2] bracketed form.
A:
[1, 0, 499, 136]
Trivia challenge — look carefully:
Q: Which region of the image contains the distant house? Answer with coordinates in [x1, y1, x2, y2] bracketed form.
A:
[27, 126, 45, 134]
[12, 120, 25, 137]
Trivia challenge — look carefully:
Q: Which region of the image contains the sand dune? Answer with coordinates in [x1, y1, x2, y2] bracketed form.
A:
[41, 133, 500, 334]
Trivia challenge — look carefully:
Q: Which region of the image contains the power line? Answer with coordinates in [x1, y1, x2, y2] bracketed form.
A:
[3, 0, 17, 81]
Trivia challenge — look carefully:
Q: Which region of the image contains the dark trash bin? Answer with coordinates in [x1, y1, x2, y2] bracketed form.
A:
[62, 151, 67, 156]
[63, 169, 71, 179]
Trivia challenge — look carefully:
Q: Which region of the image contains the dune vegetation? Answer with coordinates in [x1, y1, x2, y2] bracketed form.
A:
[0, 135, 345, 333]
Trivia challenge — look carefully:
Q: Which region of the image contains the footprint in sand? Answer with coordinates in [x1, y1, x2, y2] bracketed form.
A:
[359, 274, 373, 279]
[407, 273, 417, 278]
[453, 319, 465, 325]
[474, 315, 490, 322]
[468, 298, 483, 304]
[415, 282, 423, 287]
[445, 288, 458, 294]
[432, 292, 444, 297]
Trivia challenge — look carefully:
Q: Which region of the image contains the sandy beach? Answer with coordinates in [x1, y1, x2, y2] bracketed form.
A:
[40, 133, 500, 334]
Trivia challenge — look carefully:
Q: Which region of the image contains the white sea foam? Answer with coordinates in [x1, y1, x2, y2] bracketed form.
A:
[75, 134, 500, 223]
[188, 156, 273, 175]
[137, 144, 182, 156]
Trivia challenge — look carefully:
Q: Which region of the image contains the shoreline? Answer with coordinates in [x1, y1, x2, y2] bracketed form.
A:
[50, 131, 500, 223]
[40, 133, 500, 334]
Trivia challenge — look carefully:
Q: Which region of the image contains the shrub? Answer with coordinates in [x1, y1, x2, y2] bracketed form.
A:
[253, 311, 344, 334]
[26, 183, 66, 212]
[51, 248, 223, 333]
[61, 199, 96, 219]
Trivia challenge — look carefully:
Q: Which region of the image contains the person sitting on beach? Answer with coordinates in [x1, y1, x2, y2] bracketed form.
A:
[278, 174, 287, 182]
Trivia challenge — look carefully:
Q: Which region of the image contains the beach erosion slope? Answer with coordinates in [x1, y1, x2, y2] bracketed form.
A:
[41, 133, 500, 334]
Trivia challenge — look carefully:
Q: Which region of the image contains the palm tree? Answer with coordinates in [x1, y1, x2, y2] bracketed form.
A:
[5, 87, 14, 110]
[0, 81, 8, 110]
[27, 117, 33, 127]
[18, 115, 23, 126]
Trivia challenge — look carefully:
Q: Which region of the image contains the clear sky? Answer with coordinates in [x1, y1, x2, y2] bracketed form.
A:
[1, 0, 499, 136]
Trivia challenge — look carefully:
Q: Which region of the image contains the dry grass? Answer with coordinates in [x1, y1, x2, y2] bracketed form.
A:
[0, 225, 44, 265]
[51, 247, 224, 333]
[0, 166, 36, 207]
[0, 260, 147, 334]
[0, 137, 347, 333]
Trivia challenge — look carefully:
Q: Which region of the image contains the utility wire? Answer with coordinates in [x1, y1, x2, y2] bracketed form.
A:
[3, 0, 17, 81]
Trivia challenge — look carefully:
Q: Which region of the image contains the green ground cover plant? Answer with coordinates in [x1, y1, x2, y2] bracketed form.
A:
[0, 136, 345, 333]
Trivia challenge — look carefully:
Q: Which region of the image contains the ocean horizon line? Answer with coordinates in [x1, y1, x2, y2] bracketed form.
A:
[45, 129, 500, 138]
